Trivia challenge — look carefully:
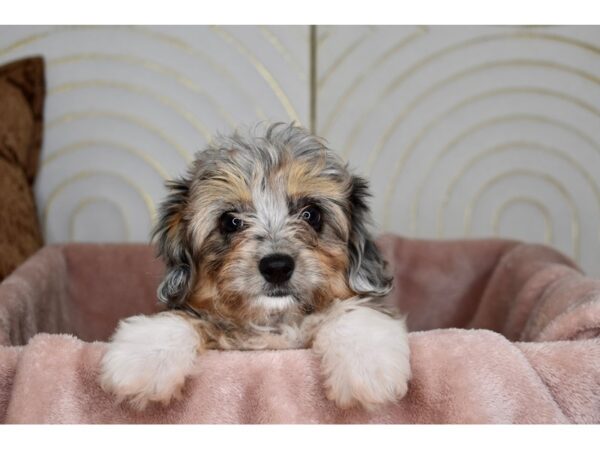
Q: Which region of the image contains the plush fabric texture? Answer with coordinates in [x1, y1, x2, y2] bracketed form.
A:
[0, 236, 599, 423]
[0, 57, 45, 281]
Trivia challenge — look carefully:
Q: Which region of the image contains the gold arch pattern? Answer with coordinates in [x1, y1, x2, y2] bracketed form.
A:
[492, 197, 553, 243]
[44, 170, 156, 227]
[132, 25, 281, 121]
[49, 80, 213, 140]
[462, 169, 580, 259]
[46, 110, 191, 162]
[320, 26, 428, 135]
[411, 118, 600, 235]
[210, 26, 301, 123]
[433, 141, 600, 238]
[49, 52, 237, 128]
[0, 25, 298, 122]
[382, 87, 600, 228]
[318, 27, 375, 88]
[339, 31, 600, 156]
[43, 140, 171, 180]
[259, 26, 307, 82]
[68, 196, 131, 241]
[404, 96, 600, 230]
[364, 59, 600, 167]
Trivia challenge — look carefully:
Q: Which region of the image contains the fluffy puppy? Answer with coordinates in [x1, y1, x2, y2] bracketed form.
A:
[99, 123, 411, 410]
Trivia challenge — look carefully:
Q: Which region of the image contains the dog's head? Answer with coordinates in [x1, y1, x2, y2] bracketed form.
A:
[153, 123, 391, 322]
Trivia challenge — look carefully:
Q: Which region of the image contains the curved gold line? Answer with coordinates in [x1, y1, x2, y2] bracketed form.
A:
[406, 88, 600, 231]
[366, 60, 600, 166]
[382, 87, 600, 229]
[43, 140, 170, 179]
[0, 25, 268, 121]
[464, 169, 580, 259]
[49, 80, 213, 141]
[0, 25, 60, 57]
[409, 116, 600, 235]
[492, 196, 553, 243]
[43, 170, 156, 228]
[318, 28, 374, 88]
[342, 31, 600, 156]
[412, 114, 600, 237]
[122, 26, 268, 121]
[211, 26, 302, 123]
[49, 52, 236, 128]
[434, 140, 600, 241]
[321, 26, 427, 135]
[46, 110, 191, 162]
[68, 196, 131, 241]
[259, 26, 307, 81]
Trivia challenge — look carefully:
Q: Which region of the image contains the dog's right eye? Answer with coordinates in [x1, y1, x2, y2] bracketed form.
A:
[219, 212, 244, 234]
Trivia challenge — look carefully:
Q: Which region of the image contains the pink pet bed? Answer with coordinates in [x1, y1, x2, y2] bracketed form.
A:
[0, 235, 599, 423]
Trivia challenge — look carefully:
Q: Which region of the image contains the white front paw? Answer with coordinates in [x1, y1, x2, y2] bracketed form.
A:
[313, 306, 411, 409]
[99, 313, 200, 410]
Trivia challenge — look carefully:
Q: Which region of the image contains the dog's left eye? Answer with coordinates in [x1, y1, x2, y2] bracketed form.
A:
[219, 212, 244, 234]
[300, 205, 322, 231]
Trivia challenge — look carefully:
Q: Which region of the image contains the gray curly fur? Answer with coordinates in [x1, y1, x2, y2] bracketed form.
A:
[152, 122, 391, 308]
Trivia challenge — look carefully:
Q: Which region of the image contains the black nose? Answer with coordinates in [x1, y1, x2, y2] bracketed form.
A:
[259, 253, 295, 284]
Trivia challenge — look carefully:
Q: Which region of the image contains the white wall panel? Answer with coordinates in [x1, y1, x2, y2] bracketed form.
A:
[317, 25, 600, 275]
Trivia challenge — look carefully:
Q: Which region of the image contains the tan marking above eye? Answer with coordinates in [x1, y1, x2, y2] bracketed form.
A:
[203, 166, 253, 204]
[286, 161, 347, 201]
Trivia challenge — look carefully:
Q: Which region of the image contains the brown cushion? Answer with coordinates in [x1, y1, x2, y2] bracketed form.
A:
[0, 57, 45, 280]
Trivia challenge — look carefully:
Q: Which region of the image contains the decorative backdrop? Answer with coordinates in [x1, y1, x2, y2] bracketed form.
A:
[1, 25, 599, 275]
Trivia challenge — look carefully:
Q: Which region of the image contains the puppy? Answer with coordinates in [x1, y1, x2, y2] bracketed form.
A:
[99, 123, 411, 410]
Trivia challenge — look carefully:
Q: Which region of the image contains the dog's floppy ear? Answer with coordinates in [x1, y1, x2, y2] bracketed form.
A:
[152, 176, 196, 307]
[347, 175, 392, 297]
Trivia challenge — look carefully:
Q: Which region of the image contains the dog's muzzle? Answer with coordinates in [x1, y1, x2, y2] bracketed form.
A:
[259, 253, 295, 284]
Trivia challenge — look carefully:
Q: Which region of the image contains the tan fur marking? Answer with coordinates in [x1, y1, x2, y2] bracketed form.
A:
[286, 161, 347, 200]
[203, 166, 252, 204]
[166, 211, 184, 238]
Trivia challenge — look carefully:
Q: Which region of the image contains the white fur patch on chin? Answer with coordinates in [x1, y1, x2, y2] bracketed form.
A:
[313, 300, 411, 410]
[252, 295, 296, 312]
[99, 312, 200, 410]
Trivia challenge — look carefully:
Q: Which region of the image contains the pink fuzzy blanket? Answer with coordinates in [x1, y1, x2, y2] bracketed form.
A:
[0, 235, 599, 423]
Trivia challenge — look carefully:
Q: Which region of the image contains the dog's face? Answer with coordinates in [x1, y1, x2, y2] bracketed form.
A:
[153, 124, 391, 323]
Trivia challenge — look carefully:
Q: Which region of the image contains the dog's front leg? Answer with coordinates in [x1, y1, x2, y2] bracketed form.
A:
[99, 311, 202, 409]
[311, 299, 411, 410]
